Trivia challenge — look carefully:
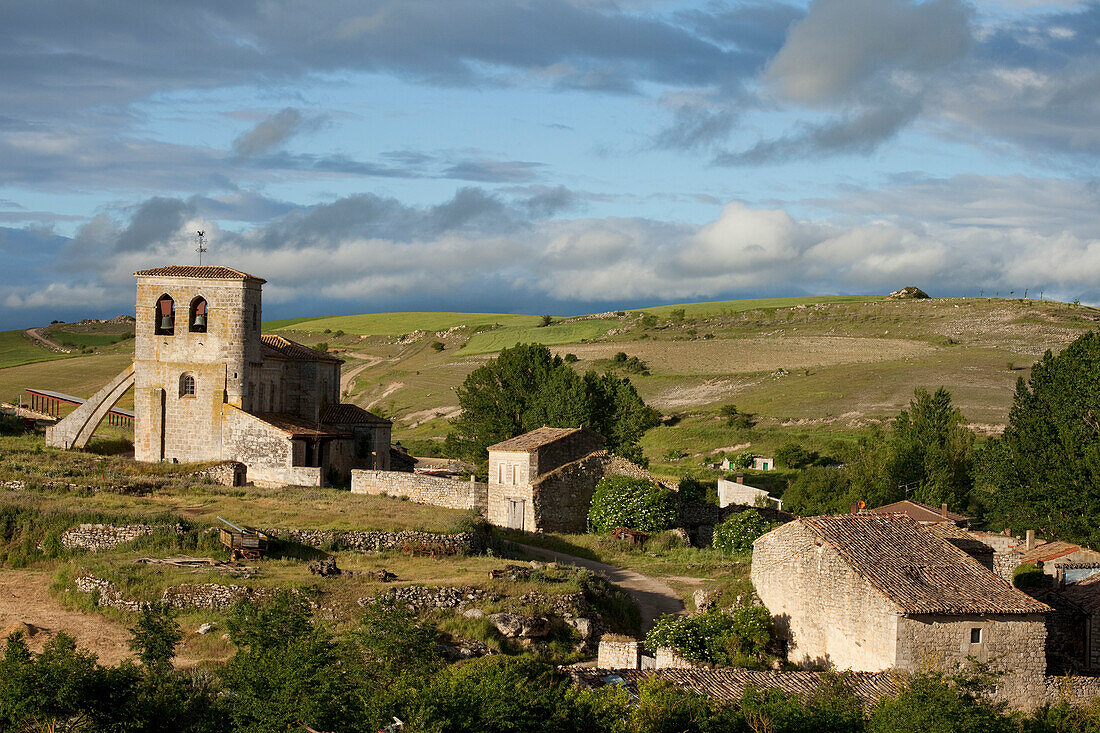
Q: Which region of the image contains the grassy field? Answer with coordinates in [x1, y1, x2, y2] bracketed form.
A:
[274, 310, 543, 336]
[48, 330, 133, 348]
[637, 295, 881, 319]
[462, 319, 619, 354]
[0, 353, 133, 408]
[0, 329, 72, 370]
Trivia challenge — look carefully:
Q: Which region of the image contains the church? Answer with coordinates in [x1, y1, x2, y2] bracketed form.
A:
[47, 265, 391, 487]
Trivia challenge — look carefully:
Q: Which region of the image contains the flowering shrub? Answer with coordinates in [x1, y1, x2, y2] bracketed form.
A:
[587, 476, 677, 533]
[712, 509, 778, 554]
[646, 606, 774, 667]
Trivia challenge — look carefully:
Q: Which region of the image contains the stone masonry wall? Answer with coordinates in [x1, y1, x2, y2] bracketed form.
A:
[265, 528, 485, 555]
[351, 470, 487, 512]
[531, 453, 608, 533]
[752, 521, 900, 671]
[895, 614, 1047, 688]
[597, 639, 641, 669]
[192, 461, 246, 487]
[61, 523, 180, 551]
[76, 576, 276, 612]
[655, 647, 700, 669]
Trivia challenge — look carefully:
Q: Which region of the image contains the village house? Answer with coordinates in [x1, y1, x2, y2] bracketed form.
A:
[487, 426, 606, 532]
[870, 499, 969, 526]
[751, 513, 1051, 676]
[47, 265, 391, 487]
[717, 474, 782, 510]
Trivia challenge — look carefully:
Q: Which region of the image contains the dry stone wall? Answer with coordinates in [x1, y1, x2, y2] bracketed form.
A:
[598, 638, 641, 669]
[351, 470, 487, 512]
[265, 528, 485, 555]
[75, 575, 277, 612]
[192, 461, 246, 487]
[62, 523, 180, 551]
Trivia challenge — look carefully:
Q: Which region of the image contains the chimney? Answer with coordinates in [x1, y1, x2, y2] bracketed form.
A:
[851, 502, 860, 515]
[735, 474, 744, 484]
[1026, 530, 1036, 551]
[941, 503, 948, 519]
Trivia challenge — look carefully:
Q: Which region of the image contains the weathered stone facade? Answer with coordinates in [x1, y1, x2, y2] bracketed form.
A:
[350, 470, 487, 512]
[192, 461, 246, 487]
[487, 426, 606, 532]
[597, 638, 641, 669]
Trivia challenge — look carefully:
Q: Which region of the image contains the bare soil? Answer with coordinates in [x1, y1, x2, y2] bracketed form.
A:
[0, 569, 134, 665]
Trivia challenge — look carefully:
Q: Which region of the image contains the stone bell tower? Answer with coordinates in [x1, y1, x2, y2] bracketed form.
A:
[132, 265, 265, 463]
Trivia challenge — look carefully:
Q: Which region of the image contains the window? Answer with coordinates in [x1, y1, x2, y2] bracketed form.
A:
[179, 373, 195, 397]
[155, 294, 175, 335]
[189, 296, 208, 333]
[970, 627, 982, 644]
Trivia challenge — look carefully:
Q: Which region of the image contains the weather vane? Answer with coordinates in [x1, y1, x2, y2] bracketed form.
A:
[196, 230, 207, 266]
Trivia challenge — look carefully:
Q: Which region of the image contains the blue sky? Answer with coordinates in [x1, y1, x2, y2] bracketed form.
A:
[0, 0, 1098, 328]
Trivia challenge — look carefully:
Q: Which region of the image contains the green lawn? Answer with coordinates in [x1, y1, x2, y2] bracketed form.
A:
[0, 330, 72, 370]
[274, 311, 542, 336]
[462, 319, 619, 354]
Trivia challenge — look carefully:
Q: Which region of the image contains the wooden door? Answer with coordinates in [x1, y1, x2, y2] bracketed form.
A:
[506, 498, 525, 530]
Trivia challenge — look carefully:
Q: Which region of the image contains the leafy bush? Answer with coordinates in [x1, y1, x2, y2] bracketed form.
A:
[720, 404, 755, 430]
[587, 475, 677, 533]
[646, 606, 774, 667]
[1013, 563, 1048, 589]
[712, 509, 779, 554]
[539, 315, 553, 327]
[563, 353, 579, 362]
[430, 341, 445, 351]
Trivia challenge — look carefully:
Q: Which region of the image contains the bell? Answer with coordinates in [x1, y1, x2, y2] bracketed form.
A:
[194, 314, 206, 328]
[160, 315, 173, 330]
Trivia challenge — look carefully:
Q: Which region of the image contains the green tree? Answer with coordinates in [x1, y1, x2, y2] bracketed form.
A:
[711, 509, 779, 554]
[646, 606, 774, 668]
[980, 332, 1100, 545]
[129, 602, 182, 674]
[868, 671, 1013, 733]
[783, 466, 855, 516]
[223, 592, 367, 733]
[887, 387, 974, 510]
[447, 343, 658, 468]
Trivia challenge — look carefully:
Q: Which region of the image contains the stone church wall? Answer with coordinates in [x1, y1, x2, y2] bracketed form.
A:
[350, 470, 487, 512]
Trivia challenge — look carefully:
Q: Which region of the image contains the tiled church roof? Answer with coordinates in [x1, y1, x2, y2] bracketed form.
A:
[134, 265, 265, 282]
[320, 403, 390, 426]
[792, 514, 1051, 615]
[488, 426, 596, 452]
[261, 334, 342, 363]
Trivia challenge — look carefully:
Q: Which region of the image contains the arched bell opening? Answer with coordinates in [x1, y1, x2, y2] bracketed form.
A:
[189, 296, 208, 333]
[155, 294, 175, 335]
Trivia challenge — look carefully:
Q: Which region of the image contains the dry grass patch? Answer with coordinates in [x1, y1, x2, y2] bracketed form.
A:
[556, 336, 937, 377]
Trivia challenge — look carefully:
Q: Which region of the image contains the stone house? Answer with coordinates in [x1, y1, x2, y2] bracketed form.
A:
[752, 514, 1051, 676]
[870, 499, 969, 526]
[717, 474, 781, 510]
[487, 426, 606, 532]
[47, 265, 390, 487]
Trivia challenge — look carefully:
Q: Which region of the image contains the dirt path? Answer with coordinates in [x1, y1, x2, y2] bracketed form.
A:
[515, 543, 684, 634]
[24, 327, 70, 353]
[339, 352, 382, 394]
[366, 381, 404, 410]
[0, 570, 133, 664]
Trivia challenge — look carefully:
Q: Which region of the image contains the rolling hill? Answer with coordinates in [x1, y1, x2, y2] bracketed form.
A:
[4, 294, 1097, 479]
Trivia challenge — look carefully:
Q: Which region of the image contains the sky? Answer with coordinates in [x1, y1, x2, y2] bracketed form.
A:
[1, 0, 1098, 329]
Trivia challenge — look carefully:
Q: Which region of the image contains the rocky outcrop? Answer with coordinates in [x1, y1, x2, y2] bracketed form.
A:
[364, 585, 500, 611]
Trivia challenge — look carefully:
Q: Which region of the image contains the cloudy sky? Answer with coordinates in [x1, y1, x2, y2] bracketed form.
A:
[1, 0, 1098, 328]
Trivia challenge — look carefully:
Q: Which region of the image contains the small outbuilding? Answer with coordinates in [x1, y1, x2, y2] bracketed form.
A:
[487, 426, 605, 532]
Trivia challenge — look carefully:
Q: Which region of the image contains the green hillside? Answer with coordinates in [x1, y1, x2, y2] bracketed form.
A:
[0, 330, 71, 370]
[5, 294, 1099, 478]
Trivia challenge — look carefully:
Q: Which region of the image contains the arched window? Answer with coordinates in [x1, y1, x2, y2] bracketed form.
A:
[179, 373, 195, 398]
[189, 296, 208, 333]
[155, 294, 175, 335]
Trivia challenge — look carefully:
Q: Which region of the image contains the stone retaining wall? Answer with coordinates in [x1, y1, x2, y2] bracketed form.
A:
[351, 470, 487, 512]
[264, 528, 485, 555]
[61, 523, 180, 552]
[192, 461, 246, 487]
